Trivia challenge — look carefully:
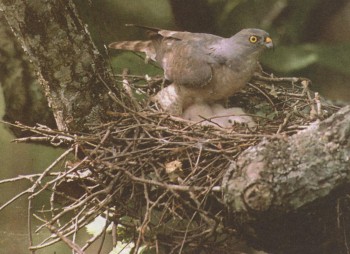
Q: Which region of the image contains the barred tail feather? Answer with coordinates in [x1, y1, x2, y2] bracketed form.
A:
[108, 40, 150, 52]
[108, 40, 156, 61]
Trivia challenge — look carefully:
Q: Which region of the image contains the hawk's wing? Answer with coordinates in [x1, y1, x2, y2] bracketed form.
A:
[157, 39, 217, 88]
[110, 25, 226, 88]
[154, 30, 225, 88]
[125, 24, 223, 41]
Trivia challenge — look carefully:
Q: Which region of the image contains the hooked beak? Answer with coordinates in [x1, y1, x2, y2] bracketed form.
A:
[264, 36, 273, 49]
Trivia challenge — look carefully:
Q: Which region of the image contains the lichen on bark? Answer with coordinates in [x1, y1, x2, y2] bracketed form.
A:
[0, 0, 123, 131]
[223, 106, 350, 212]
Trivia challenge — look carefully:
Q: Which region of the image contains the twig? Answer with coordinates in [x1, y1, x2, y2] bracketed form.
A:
[277, 112, 292, 134]
[122, 68, 142, 110]
[0, 189, 31, 211]
[97, 211, 110, 254]
[253, 74, 309, 84]
[0, 173, 43, 184]
[28, 192, 34, 254]
[29, 147, 74, 199]
[0, 73, 340, 254]
[33, 215, 85, 254]
[248, 82, 276, 110]
[81, 218, 110, 251]
[119, 167, 207, 192]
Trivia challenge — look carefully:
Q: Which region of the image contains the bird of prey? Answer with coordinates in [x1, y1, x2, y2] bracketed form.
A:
[109, 25, 273, 124]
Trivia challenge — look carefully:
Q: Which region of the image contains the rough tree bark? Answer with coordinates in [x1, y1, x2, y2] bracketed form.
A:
[0, 0, 126, 132]
[223, 105, 350, 253]
[0, 13, 55, 135]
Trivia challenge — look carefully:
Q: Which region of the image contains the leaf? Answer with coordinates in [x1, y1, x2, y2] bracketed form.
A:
[165, 160, 183, 182]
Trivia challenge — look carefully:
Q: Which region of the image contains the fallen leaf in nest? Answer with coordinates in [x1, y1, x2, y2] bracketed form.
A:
[165, 160, 183, 174]
[165, 160, 183, 182]
[269, 84, 278, 97]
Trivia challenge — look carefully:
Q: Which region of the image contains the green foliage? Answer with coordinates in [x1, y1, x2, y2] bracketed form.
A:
[263, 43, 350, 75]
[73, 0, 173, 50]
[315, 44, 350, 76]
[110, 52, 162, 76]
[263, 45, 319, 73]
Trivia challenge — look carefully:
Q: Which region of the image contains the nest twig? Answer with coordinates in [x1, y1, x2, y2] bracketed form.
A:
[0, 72, 340, 253]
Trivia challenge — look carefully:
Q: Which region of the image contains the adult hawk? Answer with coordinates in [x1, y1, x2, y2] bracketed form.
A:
[109, 25, 272, 127]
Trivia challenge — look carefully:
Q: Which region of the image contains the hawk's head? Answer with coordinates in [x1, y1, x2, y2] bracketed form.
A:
[233, 28, 273, 51]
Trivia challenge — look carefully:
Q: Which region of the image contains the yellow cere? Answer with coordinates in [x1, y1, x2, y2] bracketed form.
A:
[265, 37, 272, 43]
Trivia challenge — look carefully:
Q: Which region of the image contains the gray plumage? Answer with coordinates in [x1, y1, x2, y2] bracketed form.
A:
[109, 25, 273, 115]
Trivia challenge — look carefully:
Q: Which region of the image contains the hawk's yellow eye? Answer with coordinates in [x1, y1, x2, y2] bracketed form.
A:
[249, 35, 258, 43]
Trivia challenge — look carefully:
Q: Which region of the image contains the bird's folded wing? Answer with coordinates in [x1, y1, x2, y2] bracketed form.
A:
[160, 41, 216, 88]
[146, 28, 225, 87]
[126, 24, 223, 42]
[158, 30, 223, 42]
[112, 24, 227, 88]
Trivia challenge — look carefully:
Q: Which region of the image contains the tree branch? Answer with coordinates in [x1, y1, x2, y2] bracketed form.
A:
[222, 105, 350, 253]
[223, 105, 350, 212]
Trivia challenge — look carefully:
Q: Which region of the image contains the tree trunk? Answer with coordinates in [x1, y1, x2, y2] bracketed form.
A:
[0, 0, 125, 132]
[0, 13, 56, 136]
[222, 105, 350, 253]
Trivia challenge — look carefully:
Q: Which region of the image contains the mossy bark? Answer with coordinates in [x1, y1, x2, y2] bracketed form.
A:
[223, 106, 350, 253]
[0, 13, 56, 136]
[0, 0, 123, 131]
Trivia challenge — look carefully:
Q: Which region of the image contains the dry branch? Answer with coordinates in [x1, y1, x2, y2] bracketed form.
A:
[223, 105, 350, 213]
[0, 72, 341, 253]
[222, 105, 350, 254]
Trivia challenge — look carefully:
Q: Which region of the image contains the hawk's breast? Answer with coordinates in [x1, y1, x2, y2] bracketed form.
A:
[179, 62, 257, 107]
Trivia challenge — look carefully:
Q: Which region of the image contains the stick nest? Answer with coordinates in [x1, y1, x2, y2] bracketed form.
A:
[7, 73, 340, 253]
